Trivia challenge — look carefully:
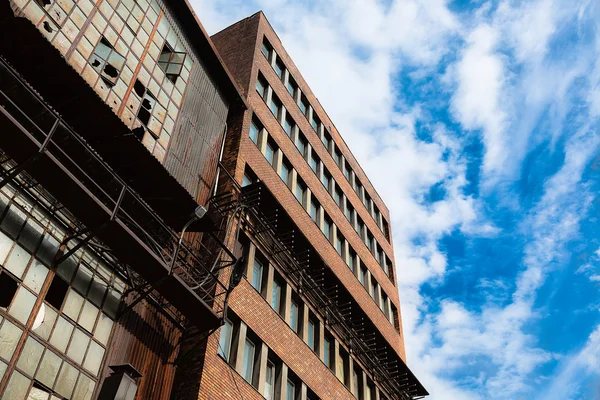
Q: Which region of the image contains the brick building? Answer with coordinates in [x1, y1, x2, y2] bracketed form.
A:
[197, 11, 428, 400]
[0, 0, 426, 398]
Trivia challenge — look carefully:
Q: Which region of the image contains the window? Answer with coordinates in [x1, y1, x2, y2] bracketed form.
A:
[265, 360, 276, 400]
[311, 114, 321, 132]
[289, 299, 299, 333]
[218, 319, 233, 362]
[353, 367, 362, 398]
[296, 134, 308, 158]
[269, 95, 282, 119]
[0, 272, 18, 308]
[299, 95, 309, 116]
[323, 216, 332, 241]
[348, 249, 356, 271]
[370, 279, 377, 301]
[338, 348, 349, 386]
[256, 74, 268, 98]
[356, 217, 364, 237]
[286, 76, 297, 97]
[286, 379, 296, 400]
[309, 200, 319, 223]
[242, 338, 256, 383]
[274, 57, 284, 79]
[132, 80, 158, 137]
[295, 179, 306, 204]
[261, 39, 272, 59]
[158, 44, 186, 83]
[265, 141, 276, 167]
[363, 194, 371, 211]
[321, 129, 331, 149]
[381, 292, 390, 316]
[345, 203, 354, 223]
[280, 160, 291, 185]
[307, 318, 316, 351]
[271, 278, 282, 314]
[333, 147, 342, 167]
[251, 258, 264, 292]
[323, 334, 334, 370]
[360, 266, 367, 286]
[334, 187, 343, 207]
[383, 220, 390, 241]
[242, 168, 257, 188]
[384, 256, 391, 277]
[335, 233, 343, 256]
[366, 232, 374, 253]
[310, 153, 319, 174]
[321, 169, 331, 190]
[89, 37, 125, 86]
[249, 118, 261, 144]
[355, 180, 362, 196]
[284, 116, 294, 137]
[343, 161, 351, 181]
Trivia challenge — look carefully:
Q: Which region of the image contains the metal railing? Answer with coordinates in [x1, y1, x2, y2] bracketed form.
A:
[0, 57, 235, 320]
[213, 165, 425, 400]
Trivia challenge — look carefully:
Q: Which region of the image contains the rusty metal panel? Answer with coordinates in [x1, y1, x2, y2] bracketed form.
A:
[164, 59, 229, 205]
[101, 299, 182, 400]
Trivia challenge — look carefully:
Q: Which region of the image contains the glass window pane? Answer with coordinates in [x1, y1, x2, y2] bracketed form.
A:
[5, 244, 31, 279]
[93, 313, 113, 346]
[88, 278, 107, 308]
[1, 206, 26, 239]
[242, 339, 255, 383]
[56, 258, 78, 282]
[63, 289, 84, 322]
[55, 361, 78, 398]
[67, 329, 90, 365]
[78, 300, 99, 333]
[36, 350, 62, 389]
[16, 336, 44, 376]
[265, 144, 275, 166]
[218, 319, 233, 361]
[83, 340, 104, 376]
[0, 319, 23, 361]
[102, 289, 121, 319]
[307, 320, 315, 350]
[27, 384, 51, 400]
[9, 287, 36, 324]
[50, 316, 74, 352]
[23, 260, 49, 294]
[0, 231, 14, 263]
[289, 301, 298, 332]
[1, 370, 30, 400]
[265, 362, 275, 400]
[72, 373, 95, 400]
[271, 281, 281, 312]
[251, 260, 263, 292]
[32, 304, 57, 340]
[94, 40, 111, 60]
[0, 360, 6, 381]
[72, 266, 93, 295]
[249, 122, 259, 144]
[287, 380, 295, 400]
[18, 219, 43, 253]
[36, 234, 59, 267]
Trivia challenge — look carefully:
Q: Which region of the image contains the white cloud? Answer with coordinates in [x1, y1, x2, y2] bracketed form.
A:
[192, 0, 600, 399]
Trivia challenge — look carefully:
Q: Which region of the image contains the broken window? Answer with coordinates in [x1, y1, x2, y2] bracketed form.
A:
[89, 37, 126, 87]
[132, 79, 158, 138]
[0, 272, 18, 309]
[45, 276, 69, 310]
[158, 44, 186, 83]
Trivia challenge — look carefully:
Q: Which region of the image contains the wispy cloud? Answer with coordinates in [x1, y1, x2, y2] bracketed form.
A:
[195, 0, 600, 398]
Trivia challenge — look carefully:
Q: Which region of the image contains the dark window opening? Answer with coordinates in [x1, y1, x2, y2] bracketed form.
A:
[0, 272, 18, 308]
[158, 44, 186, 83]
[89, 37, 125, 87]
[45, 276, 69, 310]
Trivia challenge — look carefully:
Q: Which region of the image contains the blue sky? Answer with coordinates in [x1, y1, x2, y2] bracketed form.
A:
[192, 0, 600, 398]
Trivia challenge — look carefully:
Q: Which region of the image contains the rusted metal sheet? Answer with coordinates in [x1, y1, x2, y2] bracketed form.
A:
[164, 59, 229, 206]
[100, 298, 182, 400]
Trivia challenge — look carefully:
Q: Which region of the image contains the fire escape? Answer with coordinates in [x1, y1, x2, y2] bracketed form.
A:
[0, 56, 238, 333]
[211, 166, 429, 400]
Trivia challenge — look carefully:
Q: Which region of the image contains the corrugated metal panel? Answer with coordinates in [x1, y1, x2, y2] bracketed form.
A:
[101, 299, 183, 400]
[164, 60, 229, 205]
